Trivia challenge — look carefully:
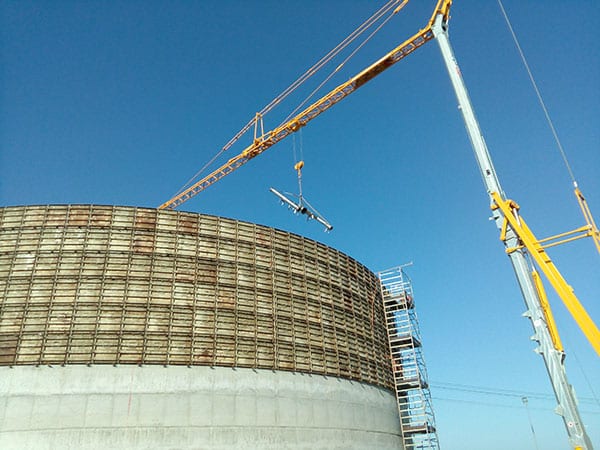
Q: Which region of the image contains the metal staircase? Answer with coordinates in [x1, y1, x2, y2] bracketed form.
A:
[378, 266, 439, 450]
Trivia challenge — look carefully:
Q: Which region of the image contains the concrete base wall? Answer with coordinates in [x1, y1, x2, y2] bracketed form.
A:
[0, 366, 402, 449]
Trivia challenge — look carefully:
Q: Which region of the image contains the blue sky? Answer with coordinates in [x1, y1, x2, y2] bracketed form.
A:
[1, 1, 599, 449]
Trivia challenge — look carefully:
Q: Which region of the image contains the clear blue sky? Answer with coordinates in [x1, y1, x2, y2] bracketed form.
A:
[2, 1, 599, 449]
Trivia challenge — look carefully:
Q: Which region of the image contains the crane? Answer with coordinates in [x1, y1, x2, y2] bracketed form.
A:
[158, 0, 450, 211]
[431, 13, 596, 450]
[159, 1, 598, 448]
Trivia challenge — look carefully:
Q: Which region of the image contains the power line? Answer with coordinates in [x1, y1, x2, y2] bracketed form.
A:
[563, 333, 600, 409]
[430, 381, 599, 405]
[522, 397, 540, 450]
[432, 396, 600, 416]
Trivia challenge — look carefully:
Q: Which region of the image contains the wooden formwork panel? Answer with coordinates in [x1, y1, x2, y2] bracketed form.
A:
[0, 205, 393, 389]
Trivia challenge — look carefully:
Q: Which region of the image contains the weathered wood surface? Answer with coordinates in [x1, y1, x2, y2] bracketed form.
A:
[0, 205, 392, 389]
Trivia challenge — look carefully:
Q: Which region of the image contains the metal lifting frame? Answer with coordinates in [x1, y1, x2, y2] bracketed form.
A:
[432, 15, 593, 450]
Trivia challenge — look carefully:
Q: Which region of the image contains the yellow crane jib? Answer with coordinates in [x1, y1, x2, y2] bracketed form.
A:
[158, 0, 453, 211]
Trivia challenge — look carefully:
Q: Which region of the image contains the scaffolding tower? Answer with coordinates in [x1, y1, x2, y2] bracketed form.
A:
[378, 266, 439, 450]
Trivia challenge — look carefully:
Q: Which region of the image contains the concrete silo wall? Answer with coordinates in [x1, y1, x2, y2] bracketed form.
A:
[0, 205, 401, 449]
[1, 365, 401, 449]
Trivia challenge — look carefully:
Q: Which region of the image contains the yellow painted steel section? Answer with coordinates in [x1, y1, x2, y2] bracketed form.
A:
[158, 0, 453, 210]
[491, 192, 600, 357]
[537, 225, 592, 249]
[504, 225, 593, 254]
[575, 187, 600, 255]
[531, 269, 564, 352]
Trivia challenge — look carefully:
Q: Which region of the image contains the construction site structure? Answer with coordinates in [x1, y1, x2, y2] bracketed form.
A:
[0, 205, 403, 449]
[155, 1, 598, 447]
[2, 1, 598, 449]
[379, 266, 439, 450]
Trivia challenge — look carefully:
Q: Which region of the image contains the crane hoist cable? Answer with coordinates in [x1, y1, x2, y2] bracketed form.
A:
[292, 132, 304, 198]
[497, 0, 600, 255]
[290, 132, 305, 201]
[269, 0, 406, 123]
[166, 0, 408, 202]
[497, 0, 575, 185]
[270, 132, 333, 231]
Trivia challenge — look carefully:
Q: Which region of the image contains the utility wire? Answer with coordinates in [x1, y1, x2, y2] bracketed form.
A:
[431, 381, 598, 405]
[522, 397, 540, 450]
[575, 354, 600, 408]
[562, 333, 600, 409]
[432, 396, 600, 416]
[497, 0, 577, 186]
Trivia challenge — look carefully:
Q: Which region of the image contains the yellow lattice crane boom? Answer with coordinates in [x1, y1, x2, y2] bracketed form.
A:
[158, 0, 451, 211]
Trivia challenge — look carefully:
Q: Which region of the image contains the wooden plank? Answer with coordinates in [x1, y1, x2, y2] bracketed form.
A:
[0, 205, 394, 389]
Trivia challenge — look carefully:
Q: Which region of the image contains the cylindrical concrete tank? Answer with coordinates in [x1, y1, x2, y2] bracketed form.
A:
[0, 205, 400, 449]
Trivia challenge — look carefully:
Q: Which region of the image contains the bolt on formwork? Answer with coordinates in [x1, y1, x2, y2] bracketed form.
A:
[378, 266, 439, 450]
